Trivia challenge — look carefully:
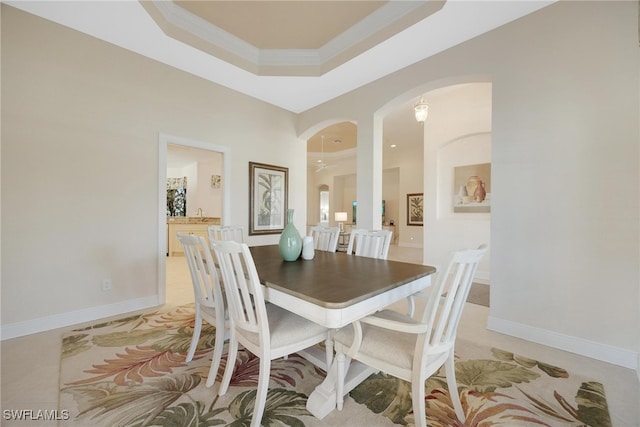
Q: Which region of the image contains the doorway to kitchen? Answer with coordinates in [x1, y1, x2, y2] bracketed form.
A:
[157, 133, 231, 305]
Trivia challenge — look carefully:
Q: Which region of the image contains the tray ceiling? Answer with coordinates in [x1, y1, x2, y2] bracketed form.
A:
[6, 0, 555, 112]
[141, 0, 444, 76]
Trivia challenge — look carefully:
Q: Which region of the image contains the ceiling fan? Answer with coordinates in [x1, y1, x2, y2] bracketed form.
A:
[315, 135, 337, 172]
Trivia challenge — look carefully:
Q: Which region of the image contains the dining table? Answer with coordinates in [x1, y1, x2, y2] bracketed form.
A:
[248, 244, 436, 419]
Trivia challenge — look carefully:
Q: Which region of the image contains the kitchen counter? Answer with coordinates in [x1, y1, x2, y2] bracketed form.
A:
[167, 217, 221, 256]
[167, 216, 220, 224]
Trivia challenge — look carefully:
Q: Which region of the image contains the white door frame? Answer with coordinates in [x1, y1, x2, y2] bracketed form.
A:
[157, 133, 232, 303]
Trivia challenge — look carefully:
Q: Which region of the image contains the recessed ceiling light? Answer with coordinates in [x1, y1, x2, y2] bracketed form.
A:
[390, 144, 397, 148]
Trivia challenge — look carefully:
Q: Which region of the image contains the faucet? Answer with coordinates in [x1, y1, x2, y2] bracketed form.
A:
[196, 208, 203, 218]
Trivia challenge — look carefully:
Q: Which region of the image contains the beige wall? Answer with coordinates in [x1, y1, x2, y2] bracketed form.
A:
[487, 1, 638, 363]
[1, 6, 306, 335]
[298, 1, 639, 368]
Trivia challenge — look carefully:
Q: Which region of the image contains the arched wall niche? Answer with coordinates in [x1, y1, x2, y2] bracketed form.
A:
[436, 131, 492, 220]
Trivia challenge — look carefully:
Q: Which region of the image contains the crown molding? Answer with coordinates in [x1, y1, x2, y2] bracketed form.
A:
[142, 0, 444, 76]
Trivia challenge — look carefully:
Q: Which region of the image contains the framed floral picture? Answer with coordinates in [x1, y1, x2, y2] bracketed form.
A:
[407, 193, 424, 226]
[249, 162, 288, 235]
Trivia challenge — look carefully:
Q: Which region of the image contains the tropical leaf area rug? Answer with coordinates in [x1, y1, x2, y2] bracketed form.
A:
[60, 304, 612, 427]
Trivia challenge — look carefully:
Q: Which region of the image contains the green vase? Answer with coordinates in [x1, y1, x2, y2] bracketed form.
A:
[279, 209, 302, 261]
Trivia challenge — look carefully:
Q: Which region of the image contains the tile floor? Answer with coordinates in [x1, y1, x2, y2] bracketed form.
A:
[1, 246, 638, 426]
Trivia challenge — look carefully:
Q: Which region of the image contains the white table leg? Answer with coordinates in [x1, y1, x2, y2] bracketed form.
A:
[306, 359, 378, 419]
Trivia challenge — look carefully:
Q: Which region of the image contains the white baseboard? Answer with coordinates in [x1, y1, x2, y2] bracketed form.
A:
[1, 296, 161, 340]
[487, 315, 639, 371]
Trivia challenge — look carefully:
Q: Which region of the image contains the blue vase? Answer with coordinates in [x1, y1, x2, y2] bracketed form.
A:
[279, 209, 302, 261]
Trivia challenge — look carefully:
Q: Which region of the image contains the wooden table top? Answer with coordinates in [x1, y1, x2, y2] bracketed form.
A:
[249, 245, 436, 309]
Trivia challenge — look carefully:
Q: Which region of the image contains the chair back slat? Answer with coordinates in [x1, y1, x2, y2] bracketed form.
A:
[208, 225, 245, 246]
[178, 234, 224, 311]
[213, 241, 268, 341]
[421, 245, 487, 354]
[309, 226, 340, 252]
[346, 229, 393, 259]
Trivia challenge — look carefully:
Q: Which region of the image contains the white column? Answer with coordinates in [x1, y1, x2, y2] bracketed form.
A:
[356, 115, 383, 230]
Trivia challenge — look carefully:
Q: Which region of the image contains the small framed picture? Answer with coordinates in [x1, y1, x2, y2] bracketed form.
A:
[453, 163, 491, 213]
[249, 162, 288, 235]
[407, 193, 424, 226]
[211, 174, 221, 189]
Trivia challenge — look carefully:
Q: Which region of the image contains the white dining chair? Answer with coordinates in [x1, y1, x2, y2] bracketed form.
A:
[309, 225, 340, 252]
[213, 240, 331, 427]
[346, 228, 420, 316]
[346, 228, 393, 259]
[207, 225, 245, 246]
[333, 244, 487, 427]
[177, 233, 228, 388]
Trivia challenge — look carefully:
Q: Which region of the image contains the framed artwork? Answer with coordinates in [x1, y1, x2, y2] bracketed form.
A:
[249, 162, 288, 235]
[407, 193, 424, 226]
[453, 163, 491, 213]
[210, 174, 221, 189]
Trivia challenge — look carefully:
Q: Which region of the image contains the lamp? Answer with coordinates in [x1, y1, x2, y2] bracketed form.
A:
[335, 212, 348, 232]
[414, 98, 429, 123]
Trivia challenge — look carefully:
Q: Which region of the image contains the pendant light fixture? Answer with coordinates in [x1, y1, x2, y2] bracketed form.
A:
[414, 97, 429, 123]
